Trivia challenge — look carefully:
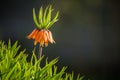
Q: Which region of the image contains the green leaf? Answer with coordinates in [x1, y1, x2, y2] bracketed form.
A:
[8, 39, 11, 50]
[15, 49, 26, 61]
[39, 58, 58, 78]
[39, 6, 43, 26]
[79, 76, 85, 80]
[52, 67, 67, 80]
[53, 11, 59, 22]
[11, 41, 20, 57]
[64, 73, 69, 80]
[5, 63, 18, 80]
[46, 11, 59, 29]
[33, 5, 59, 29]
[69, 72, 74, 80]
[46, 19, 58, 29]
[43, 6, 49, 27]
[53, 66, 57, 75]
[47, 5, 53, 24]
[0, 40, 86, 80]
[33, 8, 41, 28]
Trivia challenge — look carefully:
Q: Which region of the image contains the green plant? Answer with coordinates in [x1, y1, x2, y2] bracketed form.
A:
[33, 5, 59, 29]
[27, 5, 59, 58]
[0, 40, 84, 80]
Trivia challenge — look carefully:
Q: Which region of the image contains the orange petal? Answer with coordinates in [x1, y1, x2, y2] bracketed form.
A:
[45, 42, 48, 47]
[35, 30, 41, 43]
[32, 29, 39, 39]
[40, 39, 44, 47]
[44, 30, 49, 41]
[34, 31, 40, 45]
[38, 30, 44, 43]
[44, 31, 49, 47]
[27, 29, 37, 39]
[43, 30, 48, 43]
[34, 41, 37, 45]
[48, 30, 55, 43]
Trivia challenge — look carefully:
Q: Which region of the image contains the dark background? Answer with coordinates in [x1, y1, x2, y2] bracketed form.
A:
[0, 0, 120, 80]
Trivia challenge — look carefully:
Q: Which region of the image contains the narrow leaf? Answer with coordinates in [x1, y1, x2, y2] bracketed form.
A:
[47, 5, 53, 24]
[5, 63, 18, 80]
[53, 11, 59, 21]
[33, 8, 41, 28]
[39, 6, 43, 26]
[43, 6, 49, 27]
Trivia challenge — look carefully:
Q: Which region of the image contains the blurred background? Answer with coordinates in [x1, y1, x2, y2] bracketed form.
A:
[0, 0, 120, 80]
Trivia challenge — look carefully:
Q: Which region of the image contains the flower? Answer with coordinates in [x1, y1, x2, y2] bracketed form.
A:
[27, 28, 55, 47]
[27, 5, 59, 47]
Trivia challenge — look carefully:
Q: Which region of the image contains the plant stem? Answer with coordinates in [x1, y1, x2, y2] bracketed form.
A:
[38, 45, 43, 59]
[33, 46, 36, 53]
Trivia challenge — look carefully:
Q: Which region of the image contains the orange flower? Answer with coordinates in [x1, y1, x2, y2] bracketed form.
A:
[27, 28, 55, 47]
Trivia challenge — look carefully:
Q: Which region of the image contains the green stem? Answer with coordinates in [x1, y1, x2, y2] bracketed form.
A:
[33, 46, 36, 53]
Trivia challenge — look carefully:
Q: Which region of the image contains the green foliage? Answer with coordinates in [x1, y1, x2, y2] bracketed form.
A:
[0, 40, 84, 80]
[33, 5, 59, 29]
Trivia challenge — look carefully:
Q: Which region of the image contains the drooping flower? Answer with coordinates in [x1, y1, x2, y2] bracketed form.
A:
[27, 5, 59, 47]
[27, 29, 55, 47]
